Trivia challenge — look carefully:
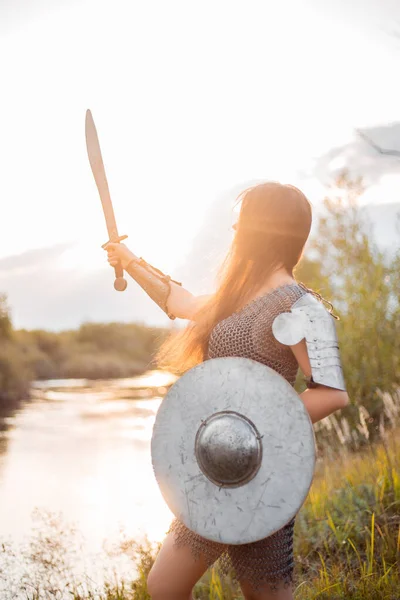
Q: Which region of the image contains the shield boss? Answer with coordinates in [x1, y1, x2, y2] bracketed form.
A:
[151, 357, 315, 544]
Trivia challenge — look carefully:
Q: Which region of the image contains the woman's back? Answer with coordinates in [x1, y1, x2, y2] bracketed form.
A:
[207, 282, 308, 386]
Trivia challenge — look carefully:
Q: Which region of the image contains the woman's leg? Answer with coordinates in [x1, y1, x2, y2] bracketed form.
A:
[238, 579, 294, 600]
[147, 529, 223, 600]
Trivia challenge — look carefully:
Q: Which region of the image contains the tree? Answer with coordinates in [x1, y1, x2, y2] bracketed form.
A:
[298, 172, 400, 448]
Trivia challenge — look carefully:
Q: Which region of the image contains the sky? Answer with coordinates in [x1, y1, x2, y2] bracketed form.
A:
[1, 0, 400, 329]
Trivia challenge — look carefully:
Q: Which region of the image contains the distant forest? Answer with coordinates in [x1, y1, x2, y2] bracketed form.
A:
[0, 311, 169, 408]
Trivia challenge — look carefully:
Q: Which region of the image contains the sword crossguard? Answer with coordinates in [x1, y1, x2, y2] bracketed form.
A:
[101, 234, 128, 249]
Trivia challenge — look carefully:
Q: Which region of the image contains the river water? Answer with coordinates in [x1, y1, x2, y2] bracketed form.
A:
[0, 371, 177, 555]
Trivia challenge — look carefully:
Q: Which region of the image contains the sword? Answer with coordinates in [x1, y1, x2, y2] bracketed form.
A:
[85, 109, 128, 292]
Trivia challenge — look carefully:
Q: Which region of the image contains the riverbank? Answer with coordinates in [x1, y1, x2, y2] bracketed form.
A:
[0, 318, 170, 410]
[1, 425, 398, 599]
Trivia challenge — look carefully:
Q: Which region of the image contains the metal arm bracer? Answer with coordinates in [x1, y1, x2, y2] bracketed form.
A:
[272, 293, 346, 391]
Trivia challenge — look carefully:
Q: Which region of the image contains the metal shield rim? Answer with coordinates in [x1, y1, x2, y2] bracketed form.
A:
[151, 357, 316, 544]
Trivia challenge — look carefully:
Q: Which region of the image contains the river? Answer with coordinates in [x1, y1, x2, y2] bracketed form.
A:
[0, 371, 176, 556]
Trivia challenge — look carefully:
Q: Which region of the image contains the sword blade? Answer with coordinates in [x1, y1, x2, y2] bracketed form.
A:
[85, 109, 119, 242]
[85, 109, 127, 292]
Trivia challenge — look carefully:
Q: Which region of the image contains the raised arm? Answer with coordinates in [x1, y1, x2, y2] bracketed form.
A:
[105, 243, 211, 321]
[167, 283, 211, 320]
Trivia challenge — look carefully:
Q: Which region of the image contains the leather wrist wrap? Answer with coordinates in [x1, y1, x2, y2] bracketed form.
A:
[125, 257, 182, 320]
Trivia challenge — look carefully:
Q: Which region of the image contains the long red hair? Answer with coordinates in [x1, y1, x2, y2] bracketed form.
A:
[156, 182, 312, 373]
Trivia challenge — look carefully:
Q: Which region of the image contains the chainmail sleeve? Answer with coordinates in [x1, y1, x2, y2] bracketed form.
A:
[167, 282, 309, 593]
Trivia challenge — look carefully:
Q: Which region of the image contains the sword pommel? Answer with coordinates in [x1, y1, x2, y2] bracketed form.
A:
[114, 277, 128, 292]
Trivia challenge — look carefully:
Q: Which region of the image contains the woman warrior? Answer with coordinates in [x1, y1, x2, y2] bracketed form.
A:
[105, 181, 349, 600]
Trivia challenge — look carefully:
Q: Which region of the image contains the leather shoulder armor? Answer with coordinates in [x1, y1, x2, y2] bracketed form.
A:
[272, 293, 346, 391]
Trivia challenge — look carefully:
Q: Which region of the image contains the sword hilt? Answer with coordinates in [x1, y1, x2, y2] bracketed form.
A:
[102, 234, 128, 292]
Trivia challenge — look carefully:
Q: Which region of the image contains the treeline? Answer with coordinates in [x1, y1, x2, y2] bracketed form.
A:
[0, 311, 169, 409]
[294, 172, 400, 450]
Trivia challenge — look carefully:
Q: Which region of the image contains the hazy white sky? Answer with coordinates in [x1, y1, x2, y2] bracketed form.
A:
[1, 0, 400, 328]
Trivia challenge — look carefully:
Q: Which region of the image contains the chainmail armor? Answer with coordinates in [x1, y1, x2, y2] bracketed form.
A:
[168, 282, 309, 593]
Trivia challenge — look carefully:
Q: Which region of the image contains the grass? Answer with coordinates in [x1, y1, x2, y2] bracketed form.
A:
[291, 427, 400, 599]
[0, 428, 399, 600]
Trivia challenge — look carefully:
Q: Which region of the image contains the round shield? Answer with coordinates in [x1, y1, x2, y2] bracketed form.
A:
[151, 357, 315, 545]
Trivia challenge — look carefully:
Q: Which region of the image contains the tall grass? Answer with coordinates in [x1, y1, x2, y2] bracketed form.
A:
[293, 425, 400, 599]
[1, 428, 399, 599]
